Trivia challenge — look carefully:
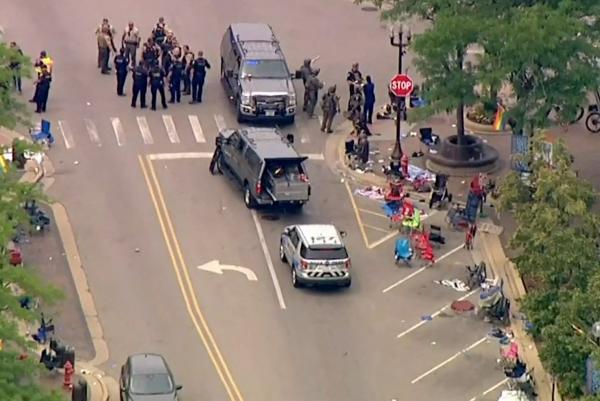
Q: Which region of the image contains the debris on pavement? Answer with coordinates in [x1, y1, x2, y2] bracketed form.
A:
[354, 186, 385, 200]
[450, 299, 475, 313]
[435, 279, 470, 292]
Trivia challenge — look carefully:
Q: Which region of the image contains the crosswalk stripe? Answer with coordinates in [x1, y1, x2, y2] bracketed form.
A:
[84, 119, 102, 147]
[187, 115, 206, 143]
[110, 117, 126, 147]
[57, 120, 75, 149]
[214, 114, 226, 132]
[162, 115, 180, 143]
[136, 116, 153, 144]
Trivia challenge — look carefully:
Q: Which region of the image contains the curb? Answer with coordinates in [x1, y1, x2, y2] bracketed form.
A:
[78, 365, 110, 401]
[52, 202, 109, 367]
[479, 230, 561, 401]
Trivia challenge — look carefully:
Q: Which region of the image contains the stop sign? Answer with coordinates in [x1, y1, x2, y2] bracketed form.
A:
[389, 74, 414, 97]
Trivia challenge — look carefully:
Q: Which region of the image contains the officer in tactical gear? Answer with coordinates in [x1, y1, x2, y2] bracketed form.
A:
[305, 68, 323, 118]
[152, 17, 168, 47]
[346, 62, 363, 110]
[114, 47, 129, 96]
[190, 51, 211, 104]
[320, 85, 341, 133]
[297, 58, 314, 111]
[149, 63, 168, 110]
[131, 61, 148, 108]
[169, 55, 184, 103]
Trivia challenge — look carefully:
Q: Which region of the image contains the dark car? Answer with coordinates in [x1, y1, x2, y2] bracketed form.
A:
[120, 353, 182, 401]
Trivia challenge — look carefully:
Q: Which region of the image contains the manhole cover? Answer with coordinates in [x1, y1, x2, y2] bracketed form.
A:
[261, 214, 280, 221]
[361, 5, 379, 11]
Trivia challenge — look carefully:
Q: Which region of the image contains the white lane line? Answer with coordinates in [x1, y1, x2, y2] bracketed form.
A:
[136, 116, 154, 144]
[57, 120, 75, 149]
[188, 115, 206, 143]
[162, 115, 180, 143]
[367, 211, 439, 250]
[146, 152, 325, 161]
[318, 115, 323, 126]
[382, 243, 465, 293]
[110, 117, 126, 147]
[467, 378, 509, 401]
[251, 210, 286, 310]
[411, 337, 489, 384]
[304, 153, 325, 160]
[84, 119, 101, 147]
[396, 289, 479, 338]
[214, 114, 226, 131]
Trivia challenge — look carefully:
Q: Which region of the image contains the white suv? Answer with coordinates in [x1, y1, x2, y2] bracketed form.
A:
[279, 224, 351, 288]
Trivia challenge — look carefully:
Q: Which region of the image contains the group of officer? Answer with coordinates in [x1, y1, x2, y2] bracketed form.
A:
[297, 59, 376, 134]
[97, 17, 211, 111]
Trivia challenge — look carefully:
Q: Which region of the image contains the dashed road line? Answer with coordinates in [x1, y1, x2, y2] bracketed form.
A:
[162, 115, 180, 143]
[214, 114, 226, 131]
[110, 117, 126, 147]
[57, 120, 75, 149]
[188, 115, 206, 143]
[136, 116, 153, 144]
[468, 378, 509, 401]
[84, 118, 101, 147]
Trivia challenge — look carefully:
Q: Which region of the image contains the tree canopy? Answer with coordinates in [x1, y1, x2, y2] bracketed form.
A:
[0, 42, 31, 129]
[0, 40, 64, 400]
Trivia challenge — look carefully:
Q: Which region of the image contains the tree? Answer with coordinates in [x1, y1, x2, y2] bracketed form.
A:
[0, 41, 31, 129]
[409, 10, 482, 143]
[500, 134, 600, 398]
[0, 41, 63, 400]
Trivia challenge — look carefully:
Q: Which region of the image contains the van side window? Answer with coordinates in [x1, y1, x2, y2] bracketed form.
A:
[245, 149, 262, 173]
[229, 132, 242, 150]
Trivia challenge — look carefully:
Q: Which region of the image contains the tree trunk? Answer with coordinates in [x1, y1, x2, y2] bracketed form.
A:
[456, 101, 465, 145]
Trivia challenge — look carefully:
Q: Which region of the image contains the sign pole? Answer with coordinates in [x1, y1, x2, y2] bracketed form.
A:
[389, 27, 411, 173]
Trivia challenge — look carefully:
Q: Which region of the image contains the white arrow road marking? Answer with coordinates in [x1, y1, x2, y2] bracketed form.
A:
[57, 120, 75, 149]
[110, 117, 126, 146]
[84, 118, 101, 146]
[162, 115, 180, 143]
[136, 116, 154, 144]
[197, 260, 257, 281]
[188, 115, 206, 143]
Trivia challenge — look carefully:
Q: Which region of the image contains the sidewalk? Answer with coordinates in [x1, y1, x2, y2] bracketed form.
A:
[325, 117, 560, 401]
[0, 127, 116, 401]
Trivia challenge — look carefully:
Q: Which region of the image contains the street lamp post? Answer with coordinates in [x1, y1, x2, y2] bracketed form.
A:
[389, 26, 411, 171]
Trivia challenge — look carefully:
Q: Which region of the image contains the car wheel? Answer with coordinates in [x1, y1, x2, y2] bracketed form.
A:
[292, 269, 301, 288]
[216, 154, 224, 174]
[244, 184, 255, 208]
[279, 242, 287, 263]
[344, 278, 352, 288]
[236, 100, 245, 123]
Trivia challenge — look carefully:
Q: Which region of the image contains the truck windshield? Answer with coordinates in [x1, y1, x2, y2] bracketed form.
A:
[241, 60, 289, 79]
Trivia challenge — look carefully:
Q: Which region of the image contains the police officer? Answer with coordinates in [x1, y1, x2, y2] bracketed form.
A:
[190, 51, 211, 104]
[114, 48, 129, 96]
[149, 63, 168, 110]
[35, 65, 52, 113]
[297, 58, 314, 111]
[121, 21, 140, 67]
[131, 61, 148, 108]
[346, 62, 363, 110]
[320, 85, 340, 133]
[169, 55, 184, 103]
[152, 17, 168, 46]
[182, 46, 194, 95]
[305, 68, 323, 118]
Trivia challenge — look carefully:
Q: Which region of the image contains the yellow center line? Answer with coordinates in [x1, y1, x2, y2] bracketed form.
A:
[358, 208, 389, 219]
[138, 155, 242, 401]
[343, 180, 371, 249]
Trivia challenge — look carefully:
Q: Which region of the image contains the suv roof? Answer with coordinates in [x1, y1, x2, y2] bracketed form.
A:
[230, 23, 283, 61]
[296, 224, 343, 248]
[240, 128, 303, 160]
[129, 353, 169, 375]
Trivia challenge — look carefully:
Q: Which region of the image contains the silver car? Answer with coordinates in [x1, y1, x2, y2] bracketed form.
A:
[279, 224, 351, 288]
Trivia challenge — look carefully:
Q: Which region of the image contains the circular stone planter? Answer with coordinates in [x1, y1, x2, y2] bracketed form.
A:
[427, 134, 499, 169]
[464, 114, 511, 135]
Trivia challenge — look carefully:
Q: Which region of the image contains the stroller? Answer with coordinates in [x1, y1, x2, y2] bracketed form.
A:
[478, 281, 510, 324]
[446, 204, 470, 230]
[466, 262, 488, 289]
[429, 174, 452, 209]
[394, 237, 413, 266]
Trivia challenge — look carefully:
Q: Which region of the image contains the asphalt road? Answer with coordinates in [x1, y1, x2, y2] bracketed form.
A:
[3, 1, 512, 400]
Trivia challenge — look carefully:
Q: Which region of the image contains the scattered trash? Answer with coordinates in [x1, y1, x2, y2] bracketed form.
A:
[48, 256, 52, 261]
[428, 148, 438, 154]
[354, 186, 385, 200]
[435, 279, 470, 292]
[421, 315, 433, 321]
[431, 341, 436, 345]
[378, 159, 385, 163]
[388, 147, 393, 151]
[134, 248, 140, 253]
[461, 180, 466, 184]
[73, 161, 79, 165]
[451, 124, 456, 128]
[410, 131, 418, 137]
[451, 299, 475, 313]
[340, 178, 345, 183]
[86, 102, 91, 106]
[482, 138, 488, 143]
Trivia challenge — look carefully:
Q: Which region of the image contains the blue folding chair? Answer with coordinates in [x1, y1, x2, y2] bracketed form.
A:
[394, 237, 413, 266]
[30, 119, 55, 146]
